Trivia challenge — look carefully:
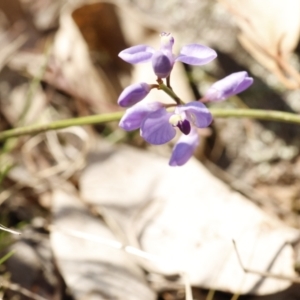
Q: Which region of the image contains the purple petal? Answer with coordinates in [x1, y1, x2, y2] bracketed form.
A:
[233, 73, 253, 94]
[178, 102, 212, 128]
[118, 45, 155, 64]
[169, 128, 199, 166]
[141, 108, 176, 145]
[177, 119, 191, 135]
[151, 50, 174, 78]
[175, 44, 217, 65]
[119, 101, 163, 131]
[118, 83, 151, 107]
[205, 71, 253, 102]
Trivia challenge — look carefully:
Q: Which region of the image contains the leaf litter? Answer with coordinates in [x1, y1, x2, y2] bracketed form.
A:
[2, 1, 300, 300]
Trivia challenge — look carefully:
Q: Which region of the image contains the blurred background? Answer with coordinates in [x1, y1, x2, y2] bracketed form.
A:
[1, 0, 300, 299]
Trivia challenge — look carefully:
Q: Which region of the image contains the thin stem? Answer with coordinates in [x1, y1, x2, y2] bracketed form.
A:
[158, 82, 184, 105]
[166, 75, 171, 88]
[0, 250, 15, 265]
[149, 84, 159, 89]
[1, 108, 300, 141]
[0, 112, 123, 141]
[206, 289, 216, 300]
[210, 108, 300, 124]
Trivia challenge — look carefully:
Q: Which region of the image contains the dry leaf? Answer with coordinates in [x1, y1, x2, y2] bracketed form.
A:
[5, 232, 59, 300]
[45, 4, 118, 112]
[220, 0, 300, 88]
[50, 183, 156, 300]
[79, 142, 299, 295]
[1, 83, 47, 126]
[0, 32, 27, 72]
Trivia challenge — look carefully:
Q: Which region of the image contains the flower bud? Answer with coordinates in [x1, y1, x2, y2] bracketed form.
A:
[151, 33, 175, 78]
[118, 83, 151, 107]
[204, 71, 253, 102]
[151, 51, 174, 78]
[160, 32, 174, 50]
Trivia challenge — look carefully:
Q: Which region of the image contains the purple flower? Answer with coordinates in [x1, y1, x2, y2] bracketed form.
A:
[204, 71, 253, 102]
[141, 101, 212, 145]
[117, 34, 254, 167]
[118, 83, 151, 107]
[119, 32, 217, 78]
[120, 101, 212, 146]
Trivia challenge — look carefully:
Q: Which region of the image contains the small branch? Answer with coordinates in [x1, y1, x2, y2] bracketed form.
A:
[0, 224, 20, 235]
[232, 240, 300, 284]
[182, 272, 193, 300]
[48, 225, 167, 266]
[1, 108, 300, 141]
[1, 278, 48, 300]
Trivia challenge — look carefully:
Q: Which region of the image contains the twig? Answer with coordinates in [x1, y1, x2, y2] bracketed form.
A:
[1, 278, 48, 300]
[232, 239, 300, 283]
[182, 272, 193, 300]
[49, 225, 164, 264]
[0, 224, 20, 235]
[205, 289, 216, 300]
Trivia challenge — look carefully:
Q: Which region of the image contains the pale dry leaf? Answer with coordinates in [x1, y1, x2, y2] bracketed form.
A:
[6, 126, 90, 203]
[116, 9, 154, 47]
[19, 0, 62, 30]
[46, 5, 117, 112]
[50, 182, 156, 300]
[5, 234, 58, 300]
[8, 52, 45, 77]
[79, 142, 299, 295]
[222, 0, 300, 56]
[21, 129, 84, 179]
[1, 83, 47, 126]
[71, 2, 130, 78]
[220, 0, 300, 88]
[0, 32, 27, 72]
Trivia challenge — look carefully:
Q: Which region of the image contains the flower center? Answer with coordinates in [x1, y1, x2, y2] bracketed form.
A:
[169, 114, 191, 135]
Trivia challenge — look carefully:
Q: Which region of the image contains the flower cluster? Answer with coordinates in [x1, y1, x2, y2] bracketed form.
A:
[118, 32, 253, 166]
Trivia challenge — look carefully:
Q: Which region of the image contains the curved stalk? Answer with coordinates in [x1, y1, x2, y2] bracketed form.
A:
[1, 109, 300, 141]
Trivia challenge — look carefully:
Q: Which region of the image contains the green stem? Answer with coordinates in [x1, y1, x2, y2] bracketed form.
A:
[1, 109, 300, 141]
[166, 75, 171, 88]
[210, 108, 300, 124]
[158, 83, 184, 105]
[0, 112, 123, 141]
[0, 250, 15, 265]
